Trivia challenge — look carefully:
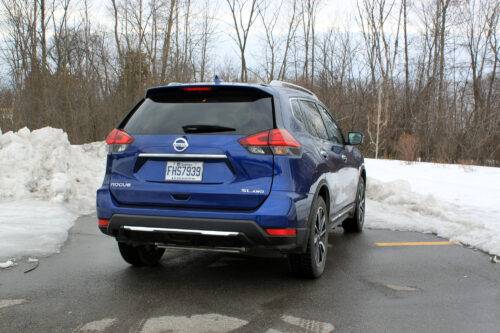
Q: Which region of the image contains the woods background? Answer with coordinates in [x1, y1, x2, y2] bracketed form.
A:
[0, 0, 499, 165]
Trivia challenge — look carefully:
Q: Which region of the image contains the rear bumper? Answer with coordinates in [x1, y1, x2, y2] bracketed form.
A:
[96, 188, 313, 252]
[101, 214, 307, 252]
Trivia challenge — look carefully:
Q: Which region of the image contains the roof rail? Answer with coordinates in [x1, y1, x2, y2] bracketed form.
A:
[269, 80, 317, 98]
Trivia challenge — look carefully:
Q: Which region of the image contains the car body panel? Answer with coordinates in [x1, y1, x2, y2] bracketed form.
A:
[96, 82, 365, 253]
[108, 134, 273, 210]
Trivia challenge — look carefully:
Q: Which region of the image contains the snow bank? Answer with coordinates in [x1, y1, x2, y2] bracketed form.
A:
[0, 127, 106, 213]
[365, 159, 500, 255]
[0, 127, 106, 260]
[0, 201, 76, 259]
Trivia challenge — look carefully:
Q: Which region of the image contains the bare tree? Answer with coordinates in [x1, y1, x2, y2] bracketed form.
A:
[159, 0, 176, 84]
[198, 0, 217, 81]
[299, 0, 320, 87]
[357, 0, 403, 158]
[461, 0, 500, 162]
[225, 0, 260, 82]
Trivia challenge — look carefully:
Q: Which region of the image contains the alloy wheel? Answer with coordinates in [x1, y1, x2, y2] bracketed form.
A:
[313, 206, 327, 267]
[358, 182, 365, 226]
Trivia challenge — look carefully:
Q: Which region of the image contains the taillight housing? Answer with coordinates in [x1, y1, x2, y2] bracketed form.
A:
[238, 129, 301, 156]
[105, 128, 134, 153]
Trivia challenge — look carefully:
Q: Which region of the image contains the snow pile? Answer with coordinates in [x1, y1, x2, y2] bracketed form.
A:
[0, 201, 76, 259]
[365, 159, 500, 255]
[0, 127, 106, 261]
[0, 127, 107, 213]
[0, 260, 15, 268]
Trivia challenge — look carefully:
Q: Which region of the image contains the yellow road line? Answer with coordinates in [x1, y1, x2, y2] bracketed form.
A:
[375, 241, 455, 247]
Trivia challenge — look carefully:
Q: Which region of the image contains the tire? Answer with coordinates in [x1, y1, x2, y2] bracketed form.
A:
[118, 242, 165, 267]
[342, 177, 366, 232]
[289, 196, 328, 278]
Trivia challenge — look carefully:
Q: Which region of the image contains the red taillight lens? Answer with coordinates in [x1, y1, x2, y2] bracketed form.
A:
[268, 129, 301, 147]
[237, 130, 269, 146]
[105, 128, 134, 145]
[183, 87, 212, 92]
[98, 219, 110, 227]
[265, 228, 296, 236]
[105, 128, 134, 153]
[238, 129, 301, 156]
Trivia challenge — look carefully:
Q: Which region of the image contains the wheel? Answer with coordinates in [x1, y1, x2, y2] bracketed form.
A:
[118, 242, 165, 267]
[342, 177, 365, 232]
[289, 196, 328, 278]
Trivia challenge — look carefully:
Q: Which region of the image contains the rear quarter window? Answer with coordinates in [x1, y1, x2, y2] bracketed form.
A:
[297, 100, 329, 140]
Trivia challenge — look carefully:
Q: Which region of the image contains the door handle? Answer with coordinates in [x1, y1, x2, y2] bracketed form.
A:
[341, 154, 348, 162]
[320, 150, 328, 159]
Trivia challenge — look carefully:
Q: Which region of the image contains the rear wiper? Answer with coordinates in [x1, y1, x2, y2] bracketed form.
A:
[182, 125, 236, 133]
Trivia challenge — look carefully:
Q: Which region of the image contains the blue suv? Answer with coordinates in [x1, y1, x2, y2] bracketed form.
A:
[96, 80, 365, 278]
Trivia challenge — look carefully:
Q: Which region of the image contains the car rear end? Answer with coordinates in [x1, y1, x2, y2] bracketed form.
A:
[96, 84, 311, 254]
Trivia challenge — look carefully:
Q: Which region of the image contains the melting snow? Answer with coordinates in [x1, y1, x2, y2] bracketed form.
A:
[365, 159, 500, 255]
[0, 127, 106, 261]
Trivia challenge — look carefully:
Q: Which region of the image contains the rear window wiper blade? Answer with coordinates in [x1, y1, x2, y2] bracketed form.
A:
[182, 125, 236, 133]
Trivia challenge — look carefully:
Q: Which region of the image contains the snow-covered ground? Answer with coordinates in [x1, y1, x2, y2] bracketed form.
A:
[365, 159, 500, 255]
[0, 127, 106, 262]
[0, 127, 499, 264]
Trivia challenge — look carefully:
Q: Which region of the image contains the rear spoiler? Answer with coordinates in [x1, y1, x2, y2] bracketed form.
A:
[145, 84, 273, 99]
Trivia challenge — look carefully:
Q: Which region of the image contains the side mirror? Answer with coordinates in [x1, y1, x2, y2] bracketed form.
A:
[348, 132, 363, 145]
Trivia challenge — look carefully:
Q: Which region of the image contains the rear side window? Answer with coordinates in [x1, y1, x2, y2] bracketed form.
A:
[123, 87, 274, 135]
[291, 100, 310, 132]
[299, 100, 329, 140]
[317, 105, 344, 144]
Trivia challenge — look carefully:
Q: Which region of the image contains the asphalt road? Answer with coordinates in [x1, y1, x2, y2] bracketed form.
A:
[1, 214, 499, 333]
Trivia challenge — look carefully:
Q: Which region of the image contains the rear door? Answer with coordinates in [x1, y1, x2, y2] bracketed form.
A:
[297, 100, 346, 216]
[316, 104, 358, 208]
[109, 86, 275, 210]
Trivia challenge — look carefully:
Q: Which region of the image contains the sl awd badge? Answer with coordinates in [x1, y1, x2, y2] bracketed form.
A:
[173, 137, 188, 152]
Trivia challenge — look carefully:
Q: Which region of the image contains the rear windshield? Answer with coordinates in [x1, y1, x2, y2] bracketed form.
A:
[122, 87, 274, 135]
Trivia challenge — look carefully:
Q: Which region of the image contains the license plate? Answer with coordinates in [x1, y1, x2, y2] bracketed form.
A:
[165, 161, 203, 181]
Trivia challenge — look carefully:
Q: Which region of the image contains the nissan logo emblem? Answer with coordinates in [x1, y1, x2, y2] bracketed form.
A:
[173, 137, 189, 152]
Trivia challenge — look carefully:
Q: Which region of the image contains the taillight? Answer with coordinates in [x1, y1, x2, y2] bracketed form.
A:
[105, 128, 134, 153]
[238, 129, 301, 156]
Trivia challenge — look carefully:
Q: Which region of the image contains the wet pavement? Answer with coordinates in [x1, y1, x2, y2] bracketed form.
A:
[1, 214, 499, 332]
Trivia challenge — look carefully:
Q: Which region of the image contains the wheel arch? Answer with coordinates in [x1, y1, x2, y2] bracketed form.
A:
[317, 184, 330, 217]
[311, 179, 331, 222]
[296, 181, 329, 254]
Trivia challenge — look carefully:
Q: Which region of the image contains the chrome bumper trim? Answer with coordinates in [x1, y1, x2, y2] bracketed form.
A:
[122, 225, 239, 237]
[138, 153, 227, 159]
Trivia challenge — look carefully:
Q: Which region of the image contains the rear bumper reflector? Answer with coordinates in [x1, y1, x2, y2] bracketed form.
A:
[98, 219, 110, 227]
[265, 228, 296, 236]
